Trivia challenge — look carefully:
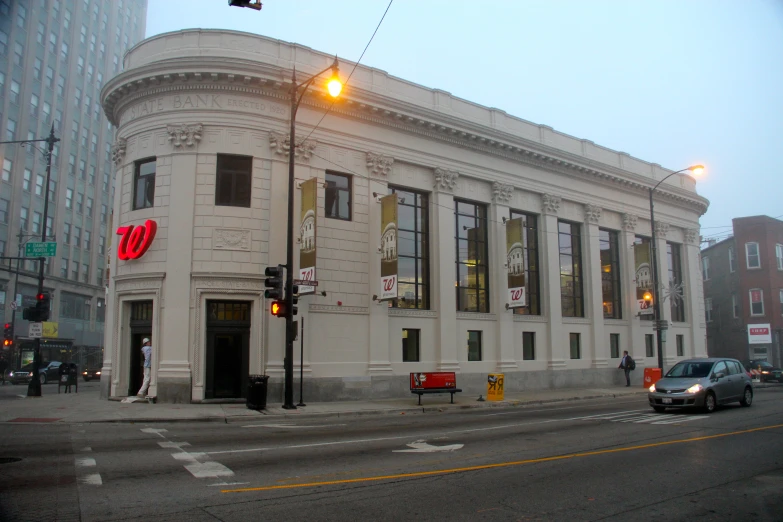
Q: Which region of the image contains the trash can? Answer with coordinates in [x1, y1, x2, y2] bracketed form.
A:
[247, 375, 269, 410]
[643, 367, 662, 390]
[487, 373, 504, 401]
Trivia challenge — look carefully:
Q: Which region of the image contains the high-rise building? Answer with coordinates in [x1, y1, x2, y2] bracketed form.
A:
[0, 0, 148, 370]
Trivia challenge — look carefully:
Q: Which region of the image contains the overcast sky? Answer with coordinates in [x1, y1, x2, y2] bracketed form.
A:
[146, 0, 783, 241]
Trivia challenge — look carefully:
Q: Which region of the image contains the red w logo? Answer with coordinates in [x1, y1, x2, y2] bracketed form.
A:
[116, 220, 157, 260]
[383, 277, 396, 292]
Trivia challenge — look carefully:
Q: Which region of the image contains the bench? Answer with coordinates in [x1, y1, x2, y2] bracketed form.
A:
[410, 372, 462, 405]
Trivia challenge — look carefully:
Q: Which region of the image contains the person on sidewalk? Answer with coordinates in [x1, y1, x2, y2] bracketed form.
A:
[619, 350, 635, 387]
[137, 338, 152, 397]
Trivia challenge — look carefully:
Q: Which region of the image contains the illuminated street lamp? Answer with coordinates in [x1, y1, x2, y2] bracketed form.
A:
[649, 164, 705, 370]
[282, 58, 342, 409]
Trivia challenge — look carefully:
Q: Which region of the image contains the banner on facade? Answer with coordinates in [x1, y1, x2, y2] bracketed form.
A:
[298, 178, 318, 295]
[379, 194, 398, 301]
[634, 240, 653, 315]
[506, 217, 526, 308]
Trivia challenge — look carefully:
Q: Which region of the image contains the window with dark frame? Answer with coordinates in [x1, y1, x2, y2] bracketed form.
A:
[667, 242, 685, 322]
[324, 171, 351, 220]
[215, 155, 252, 208]
[599, 228, 622, 319]
[390, 187, 429, 310]
[522, 332, 535, 360]
[610, 333, 620, 359]
[133, 158, 156, 210]
[676, 335, 684, 357]
[559, 221, 584, 317]
[645, 334, 655, 357]
[402, 329, 420, 362]
[569, 333, 581, 359]
[510, 210, 540, 315]
[467, 330, 482, 361]
[455, 200, 489, 313]
[749, 289, 764, 316]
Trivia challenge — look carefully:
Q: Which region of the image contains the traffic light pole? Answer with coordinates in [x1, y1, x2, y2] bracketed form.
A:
[283, 69, 299, 410]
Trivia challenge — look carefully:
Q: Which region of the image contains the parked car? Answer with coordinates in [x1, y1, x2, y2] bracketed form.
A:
[744, 360, 783, 383]
[82, 368, 101, 381]
[648, 358, 753, 413]
[9, 361, 63, 384]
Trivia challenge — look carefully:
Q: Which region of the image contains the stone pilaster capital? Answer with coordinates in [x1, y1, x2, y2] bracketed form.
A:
[492, 182, 514, 204]
[434, 167, 459, 192]
[584, 204, 602, 225]
[366, 151, 394, 176]
[166, 123, 202, 148]
[654, 221, 670, 238]
[684, 228, 699, 245]
[111, 137, 127, 165]
[622, 213, 638, 231]
[542, 193, 561, 215]
[269, 130, 316, 162]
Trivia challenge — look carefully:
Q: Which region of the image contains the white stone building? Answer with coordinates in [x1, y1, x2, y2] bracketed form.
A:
[100, 29, 708, 403]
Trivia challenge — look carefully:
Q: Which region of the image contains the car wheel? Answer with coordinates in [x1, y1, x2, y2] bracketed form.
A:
[740, 387, 753, 407]
[40, 373, 47, 384]
[653, 406, 666, 413]
[704, 391, 716, 413]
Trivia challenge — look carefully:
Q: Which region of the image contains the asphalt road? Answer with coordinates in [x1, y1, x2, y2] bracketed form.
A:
[1, 384, 782, 521]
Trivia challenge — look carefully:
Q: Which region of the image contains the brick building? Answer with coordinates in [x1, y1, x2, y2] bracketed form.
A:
[702, 215, 783, 365]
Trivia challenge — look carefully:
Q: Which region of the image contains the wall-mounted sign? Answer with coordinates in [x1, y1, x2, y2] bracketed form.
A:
[748, 324, 771, 345]
[298, 178, 318, 295]
[116, 220, 157, 260]
[379, 194, 398, 301]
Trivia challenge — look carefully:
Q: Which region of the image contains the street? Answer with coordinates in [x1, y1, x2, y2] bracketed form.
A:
[1, 382, 782, 521]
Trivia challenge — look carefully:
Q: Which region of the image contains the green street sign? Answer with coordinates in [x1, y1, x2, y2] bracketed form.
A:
[25, 241, 57, 257]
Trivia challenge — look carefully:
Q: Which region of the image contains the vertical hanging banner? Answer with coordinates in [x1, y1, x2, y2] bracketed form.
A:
[379, 194, 398, 301]
[298, 178, 317, 295]
[634, 240, 653, 315]
[506, 218, 526, 308]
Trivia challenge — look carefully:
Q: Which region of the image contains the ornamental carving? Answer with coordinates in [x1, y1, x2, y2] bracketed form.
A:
[684, 228, 699, 245]
[269, 131, 316, 161]
[166, 124, 202, 148]
[622, 213, 638, 231]
[214, 229, 251, 251]
[111, 137, 127, 165]
[654, 221, 670, 238]
[434, 168, 459, 192]
[541, 194, 561, 215]
[492, 182, 514, 203]
[366, 151, 394, 176]
[584, 204, 602, 224]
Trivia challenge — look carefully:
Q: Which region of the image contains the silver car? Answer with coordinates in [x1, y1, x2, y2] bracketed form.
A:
[648, 358, 753, 413]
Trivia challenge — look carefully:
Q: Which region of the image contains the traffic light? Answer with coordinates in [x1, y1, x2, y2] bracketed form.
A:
[228, 0, 262, 10]
[3, 323, 13, 347]
[264, 265, 284, 300]
[291, 285, 299, 317]
[271, 300, 287, 317]
[36, 292, 51, 322]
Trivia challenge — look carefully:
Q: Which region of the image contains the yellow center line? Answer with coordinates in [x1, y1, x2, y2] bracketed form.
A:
[221, 423, 783, 494]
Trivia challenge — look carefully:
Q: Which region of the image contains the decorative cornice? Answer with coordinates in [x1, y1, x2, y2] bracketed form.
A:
[366, 151, 394, 176]
[309, 304, 369, 315]
[655, 221, 670, 238]
[622, 213, 638, 231]
[584, 204, 602, 224]
[492, 182, 514, 203]
[434, 168, 459, 192]
[388, 308, 438, 318]
[542, 194, 561, 215]
[102, 67, 708, 214]
[166, 123, 202, 148]
[269, 131, 316, 162]
[111, 137, 127, 166]
[456, 312, 497, 321]
[684, 228, 699, 245]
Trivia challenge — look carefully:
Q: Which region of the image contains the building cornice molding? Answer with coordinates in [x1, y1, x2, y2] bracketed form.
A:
[102, 65, 708, 214]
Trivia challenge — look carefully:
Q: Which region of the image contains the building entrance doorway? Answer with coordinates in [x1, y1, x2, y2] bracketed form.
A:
[205, 301, 250, 399]
[129, 301, 153, 396]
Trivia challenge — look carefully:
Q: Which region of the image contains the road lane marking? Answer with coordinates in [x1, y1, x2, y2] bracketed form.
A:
[78, 473, 103, 486]
[570, 411, 707, 424]
[393, 440, 464, 453]
[185, 461, 235, 478]
[209, 482, 249, 487]
[159, 441, 191, 449]
[140, 428, 168, 438]
[75, 457, 96, 467]
[221, 423, 783, 493]
[242, 423, 348, 429]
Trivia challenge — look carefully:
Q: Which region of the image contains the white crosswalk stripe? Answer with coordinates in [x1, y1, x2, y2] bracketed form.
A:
[569, 410, 706, 425]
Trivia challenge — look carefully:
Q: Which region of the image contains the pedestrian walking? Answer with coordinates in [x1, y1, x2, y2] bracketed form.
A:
[137, 338, 152, 397]
[619, 350, 635, 387]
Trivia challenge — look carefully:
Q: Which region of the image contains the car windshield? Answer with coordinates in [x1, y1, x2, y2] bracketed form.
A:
[665, 361, 714, 378]
[755, 361, 774, 369]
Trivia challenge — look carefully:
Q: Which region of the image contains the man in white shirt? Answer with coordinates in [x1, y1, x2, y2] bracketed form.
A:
[137, 338, 152, 397]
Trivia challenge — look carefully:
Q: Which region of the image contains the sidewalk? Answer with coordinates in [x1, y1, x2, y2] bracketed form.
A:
[0, 382, 649, 424]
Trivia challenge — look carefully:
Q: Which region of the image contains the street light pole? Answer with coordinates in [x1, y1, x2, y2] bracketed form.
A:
[648, 164, 704, 370]
[282, 59, 342, 409]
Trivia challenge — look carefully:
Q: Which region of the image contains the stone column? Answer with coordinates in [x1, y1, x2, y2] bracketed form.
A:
[491, 182, 517, 371]
[620, 214, 643, 363]
[541, 194, 565, 368]
[367, 170, 391, 374]
[683, 228, 707, 357]
[433, 168, 459, 372]
[584, 204, 606, 367]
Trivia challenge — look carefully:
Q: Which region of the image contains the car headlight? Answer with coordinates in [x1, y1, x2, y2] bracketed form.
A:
[761, 371, 769, 374]
[8, 371, 12, 377]
[83, 372, 87, 375]
[687, 384, 703, 394]
[96, 372, 101, 375]
[28, 372, 33, 377]
[648, 384, 656, 392]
